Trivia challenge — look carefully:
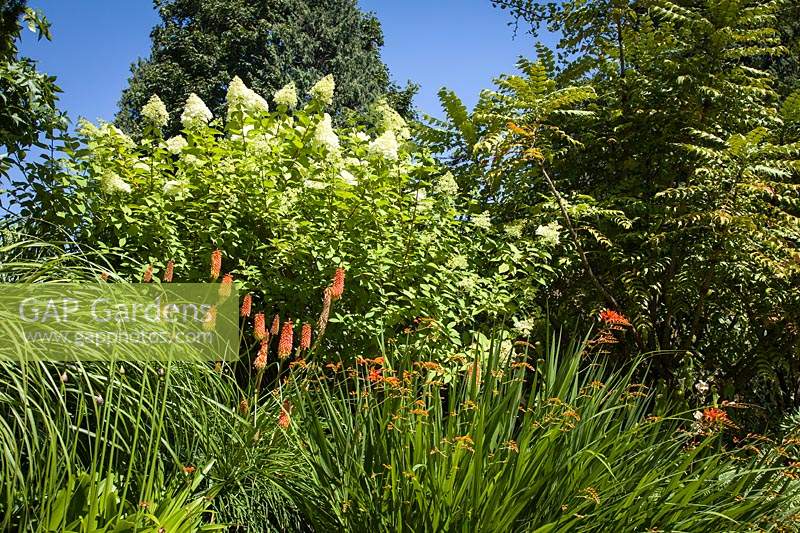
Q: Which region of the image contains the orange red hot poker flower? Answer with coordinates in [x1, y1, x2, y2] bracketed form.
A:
[142, 264, 153, 283]
[270, 314, 281, 336]
[210, 249, 222, 280]
[240, 293, 252, 318]
[164, 260, 174, 283]
[330, 267, 345, 300]
[278, 320, 294, 359]
[253, 339, 268, 371]
[300, 322, 312, 350]
[219, 273, 233, 299]
[253, 312, 266, 341]
[278, 400, 292, 429]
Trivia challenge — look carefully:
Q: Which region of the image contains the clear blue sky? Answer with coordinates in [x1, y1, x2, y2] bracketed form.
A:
[19, 1, 548, 125]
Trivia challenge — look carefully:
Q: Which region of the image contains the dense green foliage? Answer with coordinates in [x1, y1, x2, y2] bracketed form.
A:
[2, 0, 800, 530]
[430, 0, 800, 424]
[115, 0, 415, 137]
[19, 76, 556, 360]
[0, 1, 65, 186]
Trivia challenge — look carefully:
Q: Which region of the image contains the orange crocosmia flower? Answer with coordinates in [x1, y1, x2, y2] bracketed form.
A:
[367, 368, 382, 382]
[599, 309, 631, 327]
[210, 249, 222, 280]
[240, 293, 252, 318]
[703, 407, 729, 424]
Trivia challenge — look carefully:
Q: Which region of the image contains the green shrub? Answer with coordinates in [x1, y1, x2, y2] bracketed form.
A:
[18, 77, 554, 360]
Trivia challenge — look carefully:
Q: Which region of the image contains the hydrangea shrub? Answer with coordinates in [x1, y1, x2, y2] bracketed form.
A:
[45, 76, 554, 357]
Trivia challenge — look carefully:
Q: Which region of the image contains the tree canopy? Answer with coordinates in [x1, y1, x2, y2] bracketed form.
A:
[115, 0, 415, 137]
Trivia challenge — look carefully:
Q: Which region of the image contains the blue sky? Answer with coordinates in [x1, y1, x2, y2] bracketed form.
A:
[19, 1, 548, 125]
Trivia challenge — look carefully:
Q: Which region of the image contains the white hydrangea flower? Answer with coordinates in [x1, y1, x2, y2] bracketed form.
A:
[181, 93, 213, 128]
[339, 169, 358, 186]
[309, 74, 335, 105]
[304, 179, 328, 190]
[77, 118, 99, 138]
[100, 171, 132, 194]
[513, 318, 535, 335]
[226, 76, 269, 119]
[354, 131, 371, 143]
[273, 81, 298, 109]
[471, 211, 492, 230]
[535, 221, 562, 246]
[434, 172, 458, 197]
[141, 94, 169, 128]
[447, 254, 468, 270]
[95, 123, 136, 149]
[504, 220, 525, 239]
[183, 154, 203, 167]
[314, 113, 340, 152]
[415, 188, 432, 212]
[457, 274, 479, 293]
[163, 179, 187, 196]
[165, 135, 188, 154]
[368, 130, 399, 160]
[374, 99, 410, 139]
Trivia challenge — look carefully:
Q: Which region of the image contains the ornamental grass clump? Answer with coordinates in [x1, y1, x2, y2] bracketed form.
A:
[290, 332, 800, 531]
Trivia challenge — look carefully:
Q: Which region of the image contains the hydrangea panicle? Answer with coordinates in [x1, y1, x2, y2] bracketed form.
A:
[368, 130, 399, 160]
[309, 74, 335, 105]
[165, 135, 187, 154]
[141, 94, 169, 128]
[100, 171, 132, 194]
[314, 113, 340, 152]
[181, 93, 213, 128]
[273, 81, 298, 109]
